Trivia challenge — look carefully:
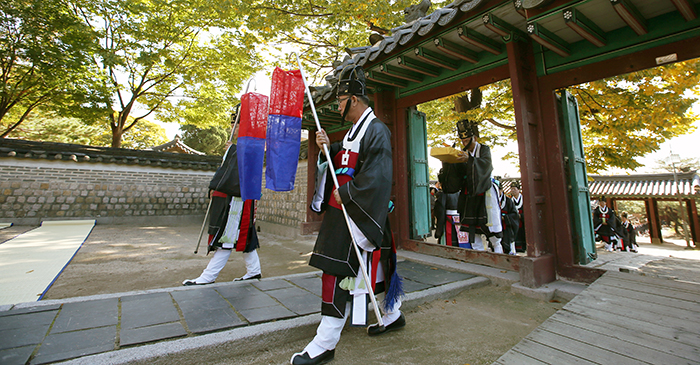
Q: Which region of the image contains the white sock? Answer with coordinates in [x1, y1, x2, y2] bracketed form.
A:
[489, 236, 503, 253]
[197, 249, 231, 283]
[242, 249, 261, 278]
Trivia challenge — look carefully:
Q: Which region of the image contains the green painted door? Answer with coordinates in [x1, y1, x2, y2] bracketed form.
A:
[559, 90, 597, 264]
[408, 107, 431, 239]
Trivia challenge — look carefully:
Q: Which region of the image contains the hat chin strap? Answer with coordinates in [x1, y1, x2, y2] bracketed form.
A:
[341, 96, 351, 121]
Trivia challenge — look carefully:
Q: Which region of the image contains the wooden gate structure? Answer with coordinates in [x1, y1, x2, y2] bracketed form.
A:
[301, 0, 700, 288]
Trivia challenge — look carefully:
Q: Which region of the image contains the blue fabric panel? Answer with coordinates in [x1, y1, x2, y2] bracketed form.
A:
[237, 136, 265, 200]
[265, 114, 302, 192]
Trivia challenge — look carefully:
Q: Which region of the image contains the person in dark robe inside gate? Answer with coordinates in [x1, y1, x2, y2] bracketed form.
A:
[620, 211, 638, 253]
[433, 177, 468, 248]
[498, 180, 519, 255]
[182, 122, 262, 285]
[510, 181, 526, 253]
[291, 64, 404, 365]
[439, 119, 504, 253]
[593, 197, 620, 252]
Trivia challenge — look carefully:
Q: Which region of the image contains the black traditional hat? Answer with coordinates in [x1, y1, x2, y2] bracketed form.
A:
[511, 181, 521, 189]
[337, 64, 366, 97]
[456, 119, 478, 139]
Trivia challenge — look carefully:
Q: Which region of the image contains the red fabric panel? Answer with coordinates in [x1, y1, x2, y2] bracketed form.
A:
[211, 190, 227, 198]
[269, 68, 304, 118]
[235, 199, 252, 252]
[239, 92, 269, 139]
[322, 273, 337, 303]
[371, 249, 381, 290]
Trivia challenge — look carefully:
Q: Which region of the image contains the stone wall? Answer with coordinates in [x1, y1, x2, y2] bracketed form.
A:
[257, 162, 309, 233]
[0, 159, 211, 225]
[0, 157, 310, 233]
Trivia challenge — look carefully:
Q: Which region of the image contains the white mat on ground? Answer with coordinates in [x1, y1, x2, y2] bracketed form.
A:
[0, 220, 95, 306]
[0, 223, 12, 230]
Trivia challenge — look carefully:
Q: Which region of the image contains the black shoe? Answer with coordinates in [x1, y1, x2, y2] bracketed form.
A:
[234, 273, 262, 281]
[290, 349, 335, 365]
[367, 313, 405, 336]
[182, 279, 212, 286]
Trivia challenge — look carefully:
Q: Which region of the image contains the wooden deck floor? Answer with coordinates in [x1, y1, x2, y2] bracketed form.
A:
[494, 271, 700, 364]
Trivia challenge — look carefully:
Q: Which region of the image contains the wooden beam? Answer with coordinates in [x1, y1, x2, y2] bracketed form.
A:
[396, 63, 509, 108]
[483, 12, 524, 38]
[458, 25, 503, 55]
[400, 240, 520, 271]
[413, 47, 460, 71]
[433, 37, 479, 63]
[366, 70, 409, 88]
[670, 0, 697, 21]
[563, 8, 607, 47]
[611, 0, 647, 36]
[527, 22, 571, 57]
[396, 55, 441, 77]
[379, 63, 423, 83]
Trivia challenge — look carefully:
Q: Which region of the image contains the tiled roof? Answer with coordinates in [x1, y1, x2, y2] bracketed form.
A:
[304, 0, 491, 117]
[0, 138, 221, 171]
[0, 138, 310, 171]
[148, 137, 205, 155]
[589, 172, 700, 199]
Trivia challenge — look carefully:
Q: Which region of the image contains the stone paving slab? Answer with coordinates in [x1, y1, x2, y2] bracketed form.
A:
[120, 322, 187, 347]
[253, 279, 293, 291]
[400, 278, 432, 292]
[0, 259, 484, 364]
[32, 326, 116, 364]
[50, 299, 118, 334]
[275, 293, 321, 316]
[224, 291, 279, 311]
[0, 344, 36, 365]
[238, 304, 297, 324]
[0, 310, 57, 332]
[181, 307, 244, 334]
[287, 275, 322, 296]
[120, 293, 180, 330]
[0, 304, 61, 318]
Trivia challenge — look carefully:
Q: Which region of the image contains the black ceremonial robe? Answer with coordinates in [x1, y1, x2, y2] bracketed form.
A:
[206, 143, 259, 254]
[443, 143, 495, 242]
[310, 117, 393, 278]
[499, 194, 519, 253]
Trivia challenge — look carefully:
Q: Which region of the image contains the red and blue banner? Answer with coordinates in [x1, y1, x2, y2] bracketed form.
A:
[265, 67, 305, 192]
[238, 92, 269, 201]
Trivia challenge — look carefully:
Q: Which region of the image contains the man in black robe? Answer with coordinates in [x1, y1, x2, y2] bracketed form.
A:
[619, 211, 638, 252]
[593, 197, 619, 252]
[440, 119, 503, 252]
[182, 123, 261, 285]
[499, 181, 519, 254]
[291, 65, 403, 365]
[510, 182, 526, 253]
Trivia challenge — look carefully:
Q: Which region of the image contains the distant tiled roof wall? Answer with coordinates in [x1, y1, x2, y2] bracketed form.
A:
[0, 139, 310, 228]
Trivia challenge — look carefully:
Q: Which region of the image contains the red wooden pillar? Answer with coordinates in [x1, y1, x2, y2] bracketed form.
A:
[506, 37, 555, 287]
[372, 88, 407, 245]
[645, 198, 663, 244]
[686, 198, 699, 245]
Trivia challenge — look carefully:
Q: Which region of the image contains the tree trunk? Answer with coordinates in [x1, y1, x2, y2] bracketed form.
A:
[111, 130, 122, 148]
[454, 87, 482, 113]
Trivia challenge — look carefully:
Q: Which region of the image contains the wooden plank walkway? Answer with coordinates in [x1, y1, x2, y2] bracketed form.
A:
[494, 271, 700, 364]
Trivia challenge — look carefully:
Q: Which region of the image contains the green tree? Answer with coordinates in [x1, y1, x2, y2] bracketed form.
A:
[418, 59, 700, 174]
[76, 0, 262, 148]
[179, 123, 230, 156]
[0, 0, 108, 138]
[571, 59, 700, 173]
[230, 0, 418, 82]
[419, 79, 516, 150]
